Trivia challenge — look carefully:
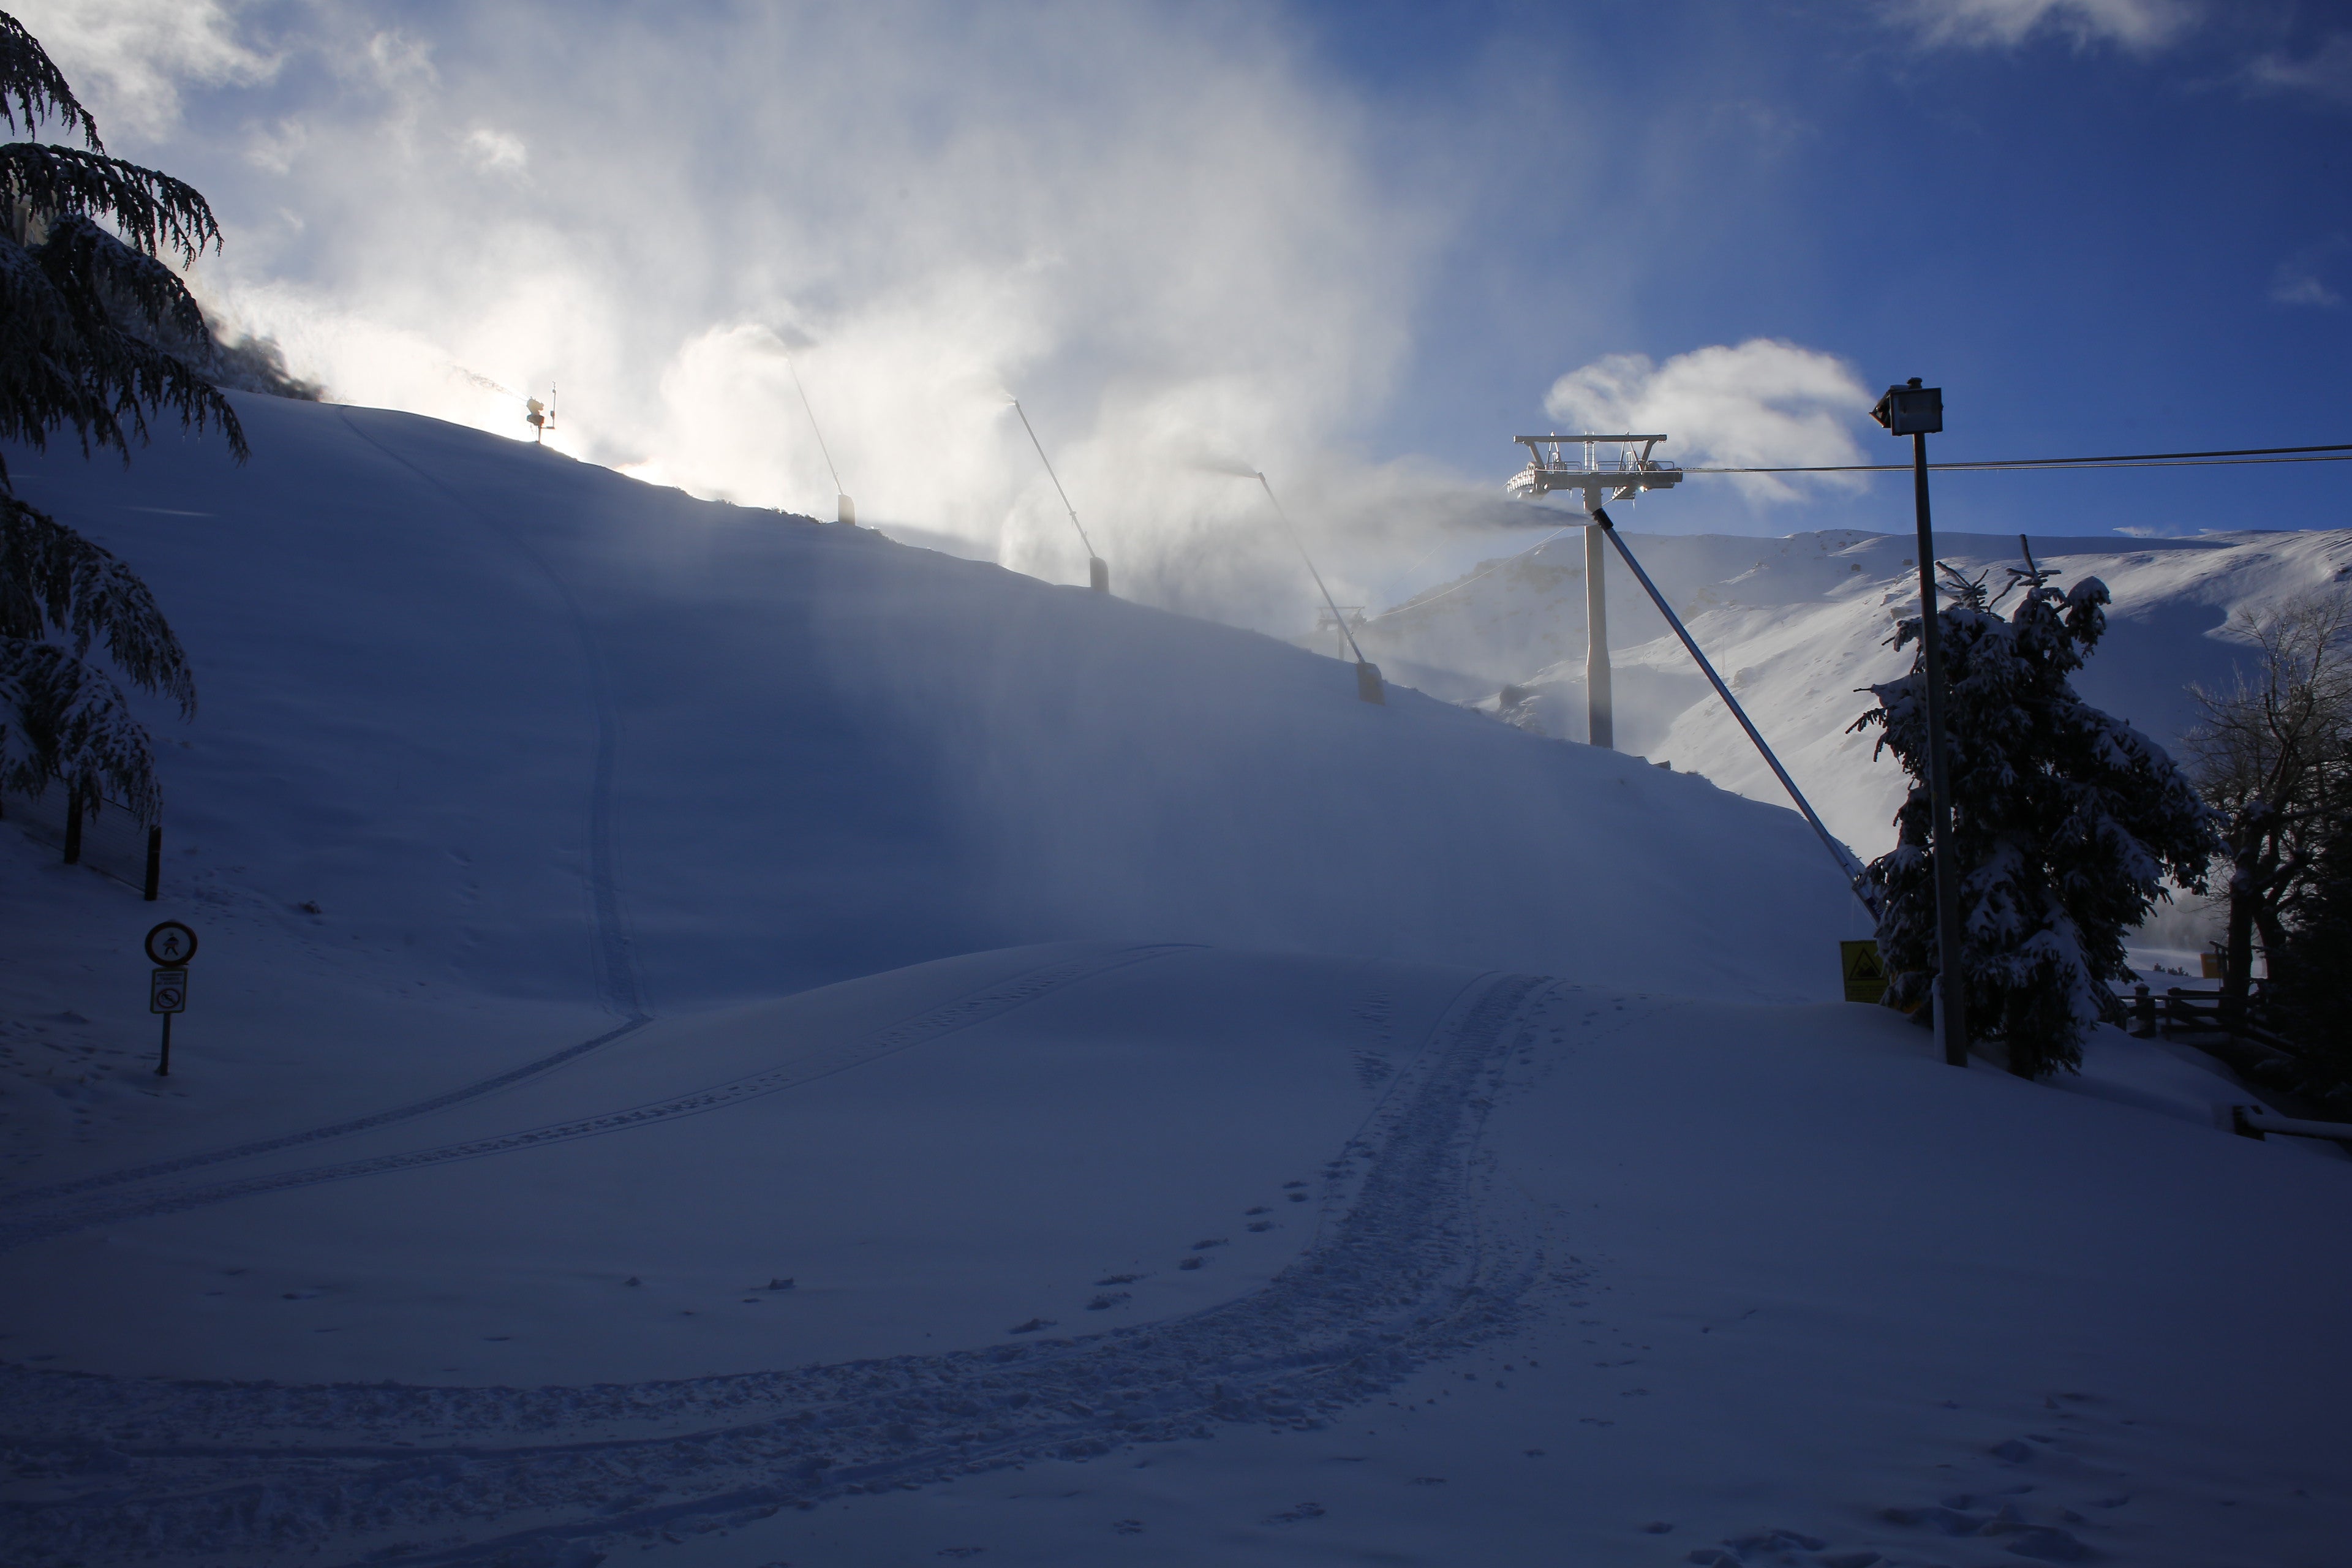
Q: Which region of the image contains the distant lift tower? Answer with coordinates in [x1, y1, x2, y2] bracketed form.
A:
[1506, 435, 1683, 749]
[1314, 605, 1367, 662]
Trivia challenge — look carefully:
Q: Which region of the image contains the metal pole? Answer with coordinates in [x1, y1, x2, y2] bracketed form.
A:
[1910, 432, 1970, 1068]
[156, 1012, 171, 1077]
[785, 356, 851, 524]
[1584, 515, 1613, 749]
[1012, 399, 1107, 592]
[1256, 473, 1383, 703]
[1591, 507, 1877, 915]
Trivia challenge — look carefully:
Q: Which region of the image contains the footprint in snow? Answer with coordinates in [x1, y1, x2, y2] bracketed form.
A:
[1246, 1221, 1275, 1232]
[1178, 1257, 1205, 1271]
[1111, 1520, 1144, 1535]
[1094, 1273, 1142, 1286]
[1244, 1206, 1270, 1216]
[1085, 1292, 1131, 1311]
[1191, 1238, 1227, 1250]
[1008, 1318, 1056, 1335]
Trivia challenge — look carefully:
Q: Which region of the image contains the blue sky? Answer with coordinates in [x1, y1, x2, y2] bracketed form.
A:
[1287, 0, 2352, 539]
[14, 1, 2351, 611]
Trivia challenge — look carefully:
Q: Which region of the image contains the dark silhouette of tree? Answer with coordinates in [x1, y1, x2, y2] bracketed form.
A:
[1, 8, 244, 819]
[2180, 595, 2352, 1033]
[1855, 547, 2220, 1079]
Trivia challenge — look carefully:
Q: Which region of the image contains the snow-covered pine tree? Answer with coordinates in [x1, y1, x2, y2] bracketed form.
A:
[1, 9, 243, 817]
[1852, 548, 2220, 1078]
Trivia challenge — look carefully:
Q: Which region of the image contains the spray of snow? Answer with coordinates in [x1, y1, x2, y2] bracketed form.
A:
[24, 2, 1476, 630]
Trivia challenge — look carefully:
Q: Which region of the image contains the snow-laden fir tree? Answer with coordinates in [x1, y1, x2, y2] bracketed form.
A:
[1852, 548, 2220, 1079]
[1, 9, 245, 820]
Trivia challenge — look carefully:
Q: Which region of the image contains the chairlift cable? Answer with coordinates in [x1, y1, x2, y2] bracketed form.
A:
[1257, 472, 1372, 667]
[1685, 441, 2352, 476]
[1010, 399, 1098, 559]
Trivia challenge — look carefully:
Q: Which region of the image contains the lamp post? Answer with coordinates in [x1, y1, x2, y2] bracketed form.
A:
[1871, 378, 1968, 1069]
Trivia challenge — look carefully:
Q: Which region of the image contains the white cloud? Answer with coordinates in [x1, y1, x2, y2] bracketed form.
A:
[1542, 341, 1874, 505]
[1887, 0, 2198, 51]
[243, 116, 304, 175]
[8, 0, 277, 143]
[2270, 239, 2348, 307]
[462, 126, 529, 176]
[2244, 34, 2352, 108]
[2272, 272, 2343, 308]
[174, 3, 1446, 630]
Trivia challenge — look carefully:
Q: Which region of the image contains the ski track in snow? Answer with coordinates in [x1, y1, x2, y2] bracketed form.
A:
[0, 945, 1195, 1255]
[336, 411, 647, 1022]
[0, 1016, 656, 1210]
[0, 413, 669, 1218]
[0, 974, 1624, 1568]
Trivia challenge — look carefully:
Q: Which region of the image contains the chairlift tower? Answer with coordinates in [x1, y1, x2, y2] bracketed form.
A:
[1495, 429, 1872, 926]
[1314, 605, 1366, 662]
[1506, 435, 1683, 749]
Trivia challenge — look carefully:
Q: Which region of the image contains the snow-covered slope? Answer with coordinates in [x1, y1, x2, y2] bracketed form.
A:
[4, 400, 2348, 1568]
[2, 398, 1862, 1017]
[1356, 526, 2352, 866]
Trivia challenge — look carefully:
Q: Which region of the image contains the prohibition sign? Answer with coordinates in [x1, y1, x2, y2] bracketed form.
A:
[145, 921, 198, 966]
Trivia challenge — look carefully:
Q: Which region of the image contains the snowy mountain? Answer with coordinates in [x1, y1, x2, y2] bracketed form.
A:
[4, 399, 2348, 1568]
[1352, 524, 2352, 875]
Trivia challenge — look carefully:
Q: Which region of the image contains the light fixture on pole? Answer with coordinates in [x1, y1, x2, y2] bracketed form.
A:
[1870, 377, 1969, 1070]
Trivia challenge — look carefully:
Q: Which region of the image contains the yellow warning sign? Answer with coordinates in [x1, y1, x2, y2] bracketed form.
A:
[2200, 952, 2223, 980]
[1841, 939, 1890, 1005]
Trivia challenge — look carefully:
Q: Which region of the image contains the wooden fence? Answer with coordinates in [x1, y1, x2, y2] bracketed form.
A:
[1, 778, 161, 898]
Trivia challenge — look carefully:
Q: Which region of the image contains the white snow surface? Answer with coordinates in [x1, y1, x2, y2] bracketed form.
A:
[1355, 524, 2352, 870]
[2, 398, 2347, 1567]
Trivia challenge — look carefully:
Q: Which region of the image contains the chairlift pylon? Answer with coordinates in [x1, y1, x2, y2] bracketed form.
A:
[1499, 430, 1870, 913]
[1505, 434, 1682, 748]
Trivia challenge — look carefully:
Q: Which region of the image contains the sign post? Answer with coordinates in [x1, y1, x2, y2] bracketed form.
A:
[144, 921, 197, 1076]
[1871, 379, 1969, 1069]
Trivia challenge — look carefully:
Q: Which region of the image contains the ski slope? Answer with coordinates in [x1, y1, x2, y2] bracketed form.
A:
[3, 397, 2348, 1567]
